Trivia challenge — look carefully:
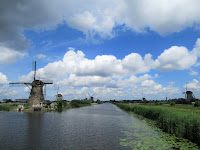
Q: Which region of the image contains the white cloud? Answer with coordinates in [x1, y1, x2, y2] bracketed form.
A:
[189, 69, 198, 76]
[36, 54, 47, 59]
[20, 48, 154, 83]
[0, 72, 8, 84]
[141, 80, 156, 87]
[155, 46, 197, 71]
[2, 0, 200, 53]
[185, 79, 200, 90]
[191, 38, 200, 57]
[0, 46, 26, 64]
[60, 74, 112, 87]
[17, 45, 200, 100]
[122, 53, 154, 74]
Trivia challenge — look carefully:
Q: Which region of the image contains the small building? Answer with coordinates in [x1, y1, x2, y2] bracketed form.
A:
[3, 99, 13, 103]
[15, 99, 28, 103]
[50, 102, 58, 108]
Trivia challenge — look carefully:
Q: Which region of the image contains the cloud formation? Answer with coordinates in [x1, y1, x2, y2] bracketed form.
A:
[0, 46, 26, 64]
[155, 46, 197, 71]
[1, 0, 200, 53]
[0, 72, 8, 84]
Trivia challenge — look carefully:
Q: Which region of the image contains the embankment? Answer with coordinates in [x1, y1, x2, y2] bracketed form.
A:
[115, 103, 200, 146]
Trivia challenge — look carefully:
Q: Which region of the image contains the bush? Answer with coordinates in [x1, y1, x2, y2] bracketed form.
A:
[194, 101, 200, 107]
[170, 101, 175, 106]
[70, 99, 91, 108]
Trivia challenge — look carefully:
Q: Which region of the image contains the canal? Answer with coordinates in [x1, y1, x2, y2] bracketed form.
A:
[0, 103, 199, 149]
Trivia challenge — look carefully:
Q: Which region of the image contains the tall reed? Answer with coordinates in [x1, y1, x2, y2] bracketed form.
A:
[115, 103, 200, 145]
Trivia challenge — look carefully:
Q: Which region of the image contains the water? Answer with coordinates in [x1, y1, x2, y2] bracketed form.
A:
[0, 104, 199, 150]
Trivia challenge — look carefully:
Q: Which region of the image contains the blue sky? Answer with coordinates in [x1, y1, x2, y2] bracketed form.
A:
[1, 0, 200, 101]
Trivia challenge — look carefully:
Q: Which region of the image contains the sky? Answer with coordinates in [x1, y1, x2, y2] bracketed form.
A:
[1, 0, 200, 101]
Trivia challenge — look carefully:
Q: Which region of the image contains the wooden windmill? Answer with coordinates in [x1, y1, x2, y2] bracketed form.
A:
[88, 93, 95, 103]
[183, 83, 195, 102]
[9, 61, 53, 107]
[55, 85, 63, 101]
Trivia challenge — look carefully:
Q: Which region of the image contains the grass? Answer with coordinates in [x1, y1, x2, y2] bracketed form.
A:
[0, 103, 18, 111]
[115, 103, 200, 146]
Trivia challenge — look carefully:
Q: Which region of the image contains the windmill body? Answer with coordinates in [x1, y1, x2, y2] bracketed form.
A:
[9, 61, 53, 107]
[56, 94, 63, 101]
[186, 91, 194, 102]
[29, 80, 45, 106]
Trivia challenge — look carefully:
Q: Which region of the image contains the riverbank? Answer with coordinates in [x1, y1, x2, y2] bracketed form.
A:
[0, 100, 96, 112]
[115, 103, 200, 146]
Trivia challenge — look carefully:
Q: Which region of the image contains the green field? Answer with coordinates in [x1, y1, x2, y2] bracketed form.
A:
[115, 103, 200, 146]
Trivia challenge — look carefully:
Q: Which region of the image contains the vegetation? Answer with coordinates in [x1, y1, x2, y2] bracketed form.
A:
[115, 103, 200, 146]
[194, 101, 200, 107]
[0, 99, 94, 112]
[70, 99, 91, 108]
[0, 103, 18, 111]
[55, 100, 72, 111]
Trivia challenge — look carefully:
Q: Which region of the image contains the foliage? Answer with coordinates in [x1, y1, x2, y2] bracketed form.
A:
[24, 104, 30, 109]
[115, 103, 200, 146]
[194, 101, 200, 107]
[169, 101, 175, 106]
[0, 104, 17, 111]
[56, 100, 69, 111]
[155, 101, 163, 105]
[70, 99, 91, 108]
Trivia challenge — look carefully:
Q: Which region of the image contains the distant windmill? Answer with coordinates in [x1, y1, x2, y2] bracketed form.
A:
[55, 85, 63, 101]
[183, 83, 195, 102]
[9, 61, 53, 107]
[88, 93, 95, 102]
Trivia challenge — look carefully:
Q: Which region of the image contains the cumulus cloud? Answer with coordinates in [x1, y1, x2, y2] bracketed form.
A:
[141, 80, 156, 87]
[155, 46, 197, 71]
[1, 0, 200, 53]
[18, 44, 200, 100]
[191, 38, 200, 57]
[122, 53, 154, 74]
[60, 74, 112, 87]
[0, 46, 26, 64]
[0, 72, 8, 84]
[19, 48, 154, 83]
[185, 79, 200, 90]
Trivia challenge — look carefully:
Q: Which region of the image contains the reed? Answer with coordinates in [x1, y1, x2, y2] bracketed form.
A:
[115, 103, 200, 145]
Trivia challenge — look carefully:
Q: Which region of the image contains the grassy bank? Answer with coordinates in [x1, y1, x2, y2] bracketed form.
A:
[115, 103, 200, 145]
[0, 103, 18, 111]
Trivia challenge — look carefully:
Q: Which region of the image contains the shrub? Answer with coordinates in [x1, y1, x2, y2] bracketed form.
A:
[170, 101, 175, 106]
[194, 101, 200, 107]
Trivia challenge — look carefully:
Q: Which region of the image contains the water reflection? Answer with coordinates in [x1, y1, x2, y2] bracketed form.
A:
[27, 112, 43, 149]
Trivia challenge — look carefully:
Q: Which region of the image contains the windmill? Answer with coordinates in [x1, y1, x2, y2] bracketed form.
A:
[55, 85, 63, 101]
[183, 83, 195, 102]
[9, 61, 53, 107]
[88, 93, 95, 103]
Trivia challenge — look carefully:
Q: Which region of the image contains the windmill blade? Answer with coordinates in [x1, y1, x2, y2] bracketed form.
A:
[9, 82, 32, 84]
[88, 93, 91, 97]
[44, 82, 53, 85]
[57, 85, 59, 95]
[92, 93, 95, 96]
[43, 85, 46, 100]
[34, 61, 36, 80]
